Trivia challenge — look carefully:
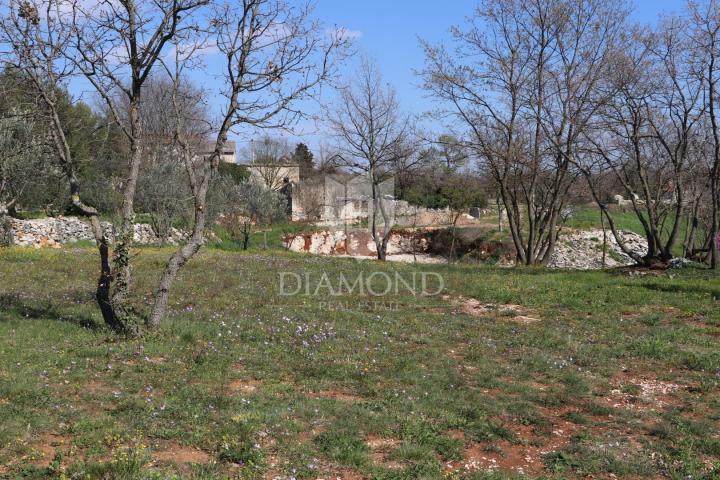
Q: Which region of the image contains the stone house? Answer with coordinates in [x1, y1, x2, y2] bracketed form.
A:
[245, 162, 301, 190]
[199, 140, 237, 164]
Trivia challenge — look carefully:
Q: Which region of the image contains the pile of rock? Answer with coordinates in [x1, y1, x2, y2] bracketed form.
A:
[6, 216, 196, 248]
[547, 229, 647, 270]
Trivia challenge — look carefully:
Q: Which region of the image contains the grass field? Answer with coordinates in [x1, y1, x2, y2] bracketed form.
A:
[0, 247, 719, 479]
[564, 206, 649, 235]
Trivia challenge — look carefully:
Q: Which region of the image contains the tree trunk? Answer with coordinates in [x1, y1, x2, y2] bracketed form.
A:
[449, 214, 459, 263]
[711, 195, 719, 269]
[44, 81, 132, 333]
[710, 174, 719, 268]
[88, 215, 123, 332]
[601, 210, 607, 269]
[109, 97, 144, 335]
[370, 179, 387, 261]
[242, 223, 251, 250]
[147, 215, 204, 329]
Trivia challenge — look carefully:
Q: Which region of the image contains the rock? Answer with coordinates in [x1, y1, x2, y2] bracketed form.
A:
[546, 229, 648, 270]
[284, 229, 430, 257]
[667, 257, 702, 269]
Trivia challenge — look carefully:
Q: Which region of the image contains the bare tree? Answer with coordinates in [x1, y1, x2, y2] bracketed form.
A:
[691, 0, 720, 268]
[146, 0, 349, 328]
[329, 58, 413, 260]
[421, 0, 629, 265]
[2, 0, 348, 333]
[245, 135, 293, 189]
[0, 0, 130, 330]
[581, 17, 704, 265]
[60, 0, 210, 333]
[315, 143, 340, 174]
[2, 0, 213, 333]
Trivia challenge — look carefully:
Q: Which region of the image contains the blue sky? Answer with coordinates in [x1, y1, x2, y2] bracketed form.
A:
[311, 0, 683, 122]
[67, 0, 686, 160]
[269, 0, 685, 158]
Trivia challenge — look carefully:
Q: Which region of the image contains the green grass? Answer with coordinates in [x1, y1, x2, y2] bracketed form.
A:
[0, 246, 719, 479]
[210, 222, 318, 252]
[564, 205, 648, 234]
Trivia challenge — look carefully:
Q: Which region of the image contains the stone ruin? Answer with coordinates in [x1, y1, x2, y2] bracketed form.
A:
[290, 173, 486, 228]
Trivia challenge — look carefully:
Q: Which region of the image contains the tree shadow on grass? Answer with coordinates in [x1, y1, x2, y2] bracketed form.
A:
[0, 293, 100, 329]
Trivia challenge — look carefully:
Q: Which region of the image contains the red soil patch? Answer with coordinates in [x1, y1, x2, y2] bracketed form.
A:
[603, 375, 683, 412]
[152, 441, 211, 464]
[296, 425, 326, 444]
[320, 467, 367, 479]
[83, 379, 112, 394]
[447, 342, 468, 359]
[449, 431, 573, 475]
[446, 296, 541, 324]
[27, 433, 70, 467]
[458, 363, 479, 373]
[310, 389, 362, 402]
[451, 442, 542, 475]
[512, 315, 541, 325]
[446, 408, 579, 476]
[228, 378, 261, 395]
[262, 454, 281, 479]
[142, 356, 167, 365]
[365, 435, 402, 469]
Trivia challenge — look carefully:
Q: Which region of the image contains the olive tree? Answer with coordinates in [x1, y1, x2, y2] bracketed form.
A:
[2, 0, 349, 333]
[0, 115, 47, 216]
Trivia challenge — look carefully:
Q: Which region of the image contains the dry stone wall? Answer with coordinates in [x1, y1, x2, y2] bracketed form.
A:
[6, 216, 193, 248]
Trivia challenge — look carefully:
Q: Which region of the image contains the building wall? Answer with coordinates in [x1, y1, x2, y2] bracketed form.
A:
[247, 165, 300, 190]
[220, 152, 236, 164]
